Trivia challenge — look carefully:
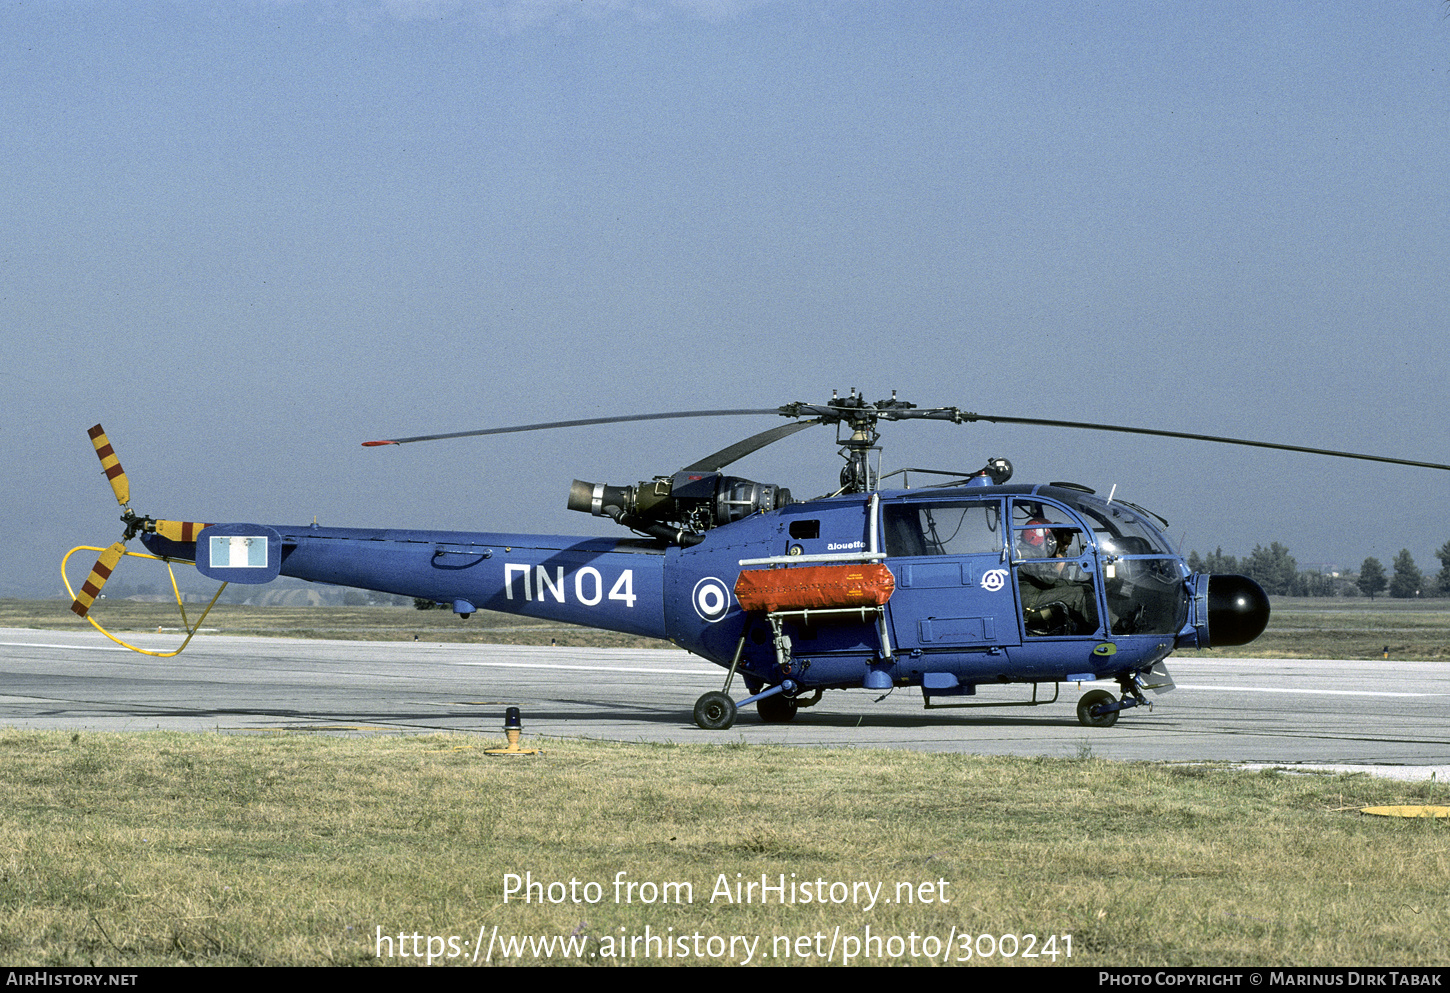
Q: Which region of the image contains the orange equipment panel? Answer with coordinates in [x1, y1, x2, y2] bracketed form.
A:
[733, 563, 895, 613]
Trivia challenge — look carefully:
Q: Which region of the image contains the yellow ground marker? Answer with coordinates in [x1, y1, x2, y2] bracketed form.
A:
[1360, 805, 1450, 818]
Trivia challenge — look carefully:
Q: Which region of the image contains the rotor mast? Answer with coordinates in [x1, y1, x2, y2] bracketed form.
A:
[778, 389, 929, 494]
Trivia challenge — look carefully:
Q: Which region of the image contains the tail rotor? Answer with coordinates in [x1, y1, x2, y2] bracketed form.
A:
[87, 423, 132, 511]
[68, 424, 209, 617]
[69, 542, 125, 617]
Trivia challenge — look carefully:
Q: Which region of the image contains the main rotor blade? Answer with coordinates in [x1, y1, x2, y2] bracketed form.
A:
[363, 409, 784, 447]
[680, 419, 823, 473]
[960, 413, 1450, 473]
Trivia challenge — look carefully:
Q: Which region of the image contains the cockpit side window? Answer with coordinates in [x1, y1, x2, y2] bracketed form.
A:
[1010, 501, 1086, 561]
[1011, 499, 1099, 637]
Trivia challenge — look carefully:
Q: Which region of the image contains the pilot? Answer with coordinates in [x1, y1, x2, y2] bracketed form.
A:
[1018, 519, 1096, 635]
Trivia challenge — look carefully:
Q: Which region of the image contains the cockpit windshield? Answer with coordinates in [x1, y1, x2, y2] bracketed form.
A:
[1039, 488, 1188, 637]
[1056, 495, 1174, 557]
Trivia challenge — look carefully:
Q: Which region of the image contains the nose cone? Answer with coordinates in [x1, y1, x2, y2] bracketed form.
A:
[1206, 574, 1271, 647]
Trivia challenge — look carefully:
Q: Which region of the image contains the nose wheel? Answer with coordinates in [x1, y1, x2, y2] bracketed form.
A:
[1076, 689, 1119, 727]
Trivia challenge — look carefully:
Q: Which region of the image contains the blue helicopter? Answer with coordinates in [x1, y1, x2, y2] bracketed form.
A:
[66, 392, 1450, 730]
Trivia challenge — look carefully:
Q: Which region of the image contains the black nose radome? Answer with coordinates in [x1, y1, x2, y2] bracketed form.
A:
[1206, 574, 1271, 647]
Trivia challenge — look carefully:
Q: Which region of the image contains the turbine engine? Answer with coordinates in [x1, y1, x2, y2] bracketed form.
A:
[568, 471, 792, 544]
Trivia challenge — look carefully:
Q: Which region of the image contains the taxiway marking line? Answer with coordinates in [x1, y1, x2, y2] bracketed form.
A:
[455, 660, 717, 676]
[0, 640, 133, 653]
[1173, 683, 1441, 698]
[0, 639, 716, 675]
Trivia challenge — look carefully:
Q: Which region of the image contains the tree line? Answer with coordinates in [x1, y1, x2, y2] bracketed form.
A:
[1186, 542, 1450, 599]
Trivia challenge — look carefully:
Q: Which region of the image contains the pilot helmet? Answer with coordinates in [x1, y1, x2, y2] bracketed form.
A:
[1020, 518, 1059, 558]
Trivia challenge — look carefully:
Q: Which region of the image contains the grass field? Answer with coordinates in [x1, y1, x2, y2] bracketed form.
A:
[1, 730, 1447, 967]
[3, 597, 1448, 967]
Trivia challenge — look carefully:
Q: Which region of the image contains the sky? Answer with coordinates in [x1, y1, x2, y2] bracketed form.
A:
[5, 0, 1449, 598]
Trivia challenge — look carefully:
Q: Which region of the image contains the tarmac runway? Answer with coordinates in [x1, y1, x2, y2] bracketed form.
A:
[2, 627, 1448, 779]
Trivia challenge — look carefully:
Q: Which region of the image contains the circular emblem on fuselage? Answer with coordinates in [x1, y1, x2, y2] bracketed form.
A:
[981, 568, 1008, 592]
[692, 577, 732, 623]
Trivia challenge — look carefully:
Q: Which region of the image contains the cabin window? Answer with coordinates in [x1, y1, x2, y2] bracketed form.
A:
[789, 519, 820, 540]
[882, 501, 1003, 557]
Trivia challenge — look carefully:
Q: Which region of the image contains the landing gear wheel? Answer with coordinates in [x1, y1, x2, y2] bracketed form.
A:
[1076, 689, 1119, 728]
[756, 693, 798, 723]
[693, 691, 738, 730]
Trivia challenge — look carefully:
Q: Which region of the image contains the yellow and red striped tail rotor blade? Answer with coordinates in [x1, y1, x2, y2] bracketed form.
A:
[153, 520, 209, 543]
[70, 542, 125, 617]
[87, 424, 130, 507]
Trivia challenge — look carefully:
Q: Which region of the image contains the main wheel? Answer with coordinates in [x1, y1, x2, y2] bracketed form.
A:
[1076, 688, 1119, 728]
[756, 693, 798, 723]
[693, 691, 738, 730]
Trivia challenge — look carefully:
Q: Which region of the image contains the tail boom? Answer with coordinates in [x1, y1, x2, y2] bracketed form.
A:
[141, 525, 670, 640]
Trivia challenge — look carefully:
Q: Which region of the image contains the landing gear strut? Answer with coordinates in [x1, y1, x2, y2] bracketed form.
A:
[1075, 673, 1152, 728]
